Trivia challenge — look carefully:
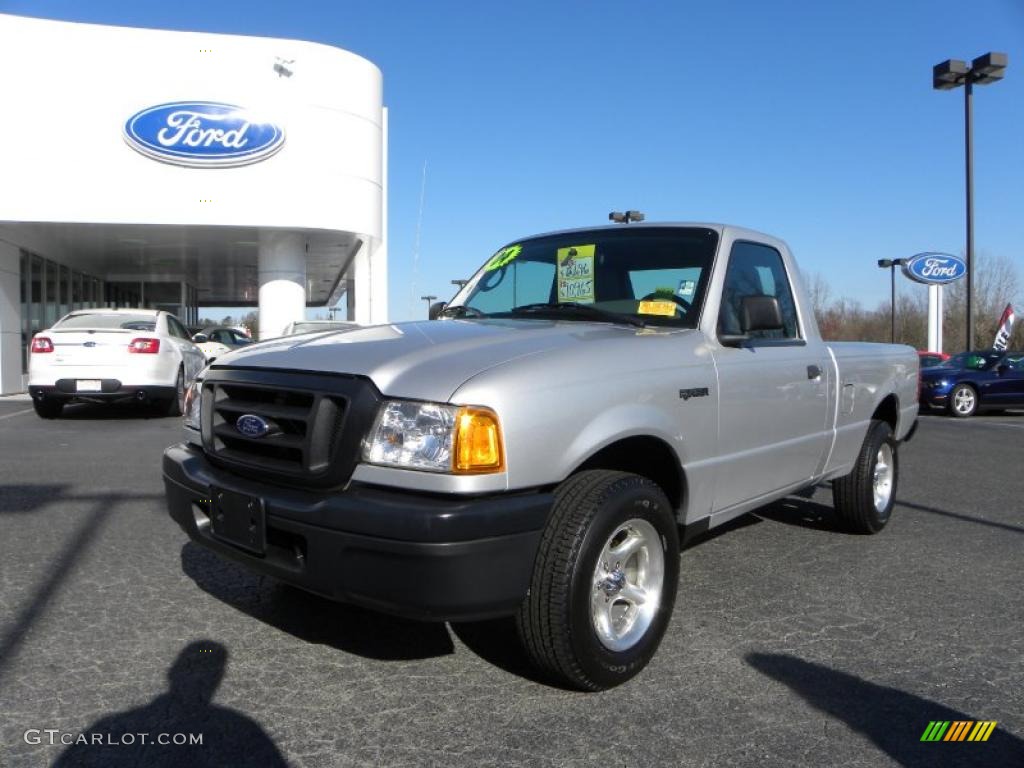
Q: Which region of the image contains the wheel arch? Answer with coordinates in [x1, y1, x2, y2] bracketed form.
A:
[570, 435, 686, 514]
[871, 393, 899, 431]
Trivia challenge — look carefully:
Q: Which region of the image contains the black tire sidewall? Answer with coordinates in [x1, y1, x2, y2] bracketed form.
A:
[948, 384, 977, 418]
[864, 421, 897, 530]
[163, 369, 185, 417]
[566, 479, 680, 688]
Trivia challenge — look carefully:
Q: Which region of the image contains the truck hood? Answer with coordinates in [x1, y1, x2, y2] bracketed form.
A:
[217, 319, 689, 402]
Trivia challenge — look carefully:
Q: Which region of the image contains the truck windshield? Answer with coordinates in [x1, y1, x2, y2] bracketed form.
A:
[447, 227, 719, 328]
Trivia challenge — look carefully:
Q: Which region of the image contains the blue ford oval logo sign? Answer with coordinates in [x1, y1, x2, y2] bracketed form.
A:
[901, 252, 967, 285]
[235, 414, 271, 438]
[123, 102, 285, 168]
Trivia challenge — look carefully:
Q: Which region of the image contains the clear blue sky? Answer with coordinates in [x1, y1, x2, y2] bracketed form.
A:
[7, 0, 1023, 322]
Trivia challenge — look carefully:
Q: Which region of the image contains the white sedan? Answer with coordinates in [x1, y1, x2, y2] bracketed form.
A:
[190, 325, 253, 363]
[28, 309, 206, 419]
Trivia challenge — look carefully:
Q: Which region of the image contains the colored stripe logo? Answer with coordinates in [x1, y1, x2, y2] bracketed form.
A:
[921, 721, 997, 742]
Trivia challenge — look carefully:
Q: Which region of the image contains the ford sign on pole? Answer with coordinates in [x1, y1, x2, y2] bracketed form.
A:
[123, 102, 285, 168]
[901, 252, 967, 285]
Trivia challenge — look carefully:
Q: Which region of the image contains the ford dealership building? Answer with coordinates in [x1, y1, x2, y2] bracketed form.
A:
[0, 13, 387, 395]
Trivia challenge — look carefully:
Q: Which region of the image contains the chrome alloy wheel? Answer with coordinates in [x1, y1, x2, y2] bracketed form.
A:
[590, 518, 665, 652]
[872, 443, 894, 513]
[953, 387, 976, 415]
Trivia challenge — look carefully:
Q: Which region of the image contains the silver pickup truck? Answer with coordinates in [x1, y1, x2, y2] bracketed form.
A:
[164, 223, 918, 690]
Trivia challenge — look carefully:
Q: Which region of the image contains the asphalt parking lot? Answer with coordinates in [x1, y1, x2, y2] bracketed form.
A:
[0, 398, 1021, 768]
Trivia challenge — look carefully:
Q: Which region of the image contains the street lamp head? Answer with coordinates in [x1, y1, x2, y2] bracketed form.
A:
[971, 52, 1008, 85]
[933, 59, 969, 90]
[609, 210, 645, 224]
[877, 259, 894, 268]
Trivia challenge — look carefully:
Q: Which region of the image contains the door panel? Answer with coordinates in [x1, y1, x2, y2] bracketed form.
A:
[711, 240, 830, 511]
[714, 345, 830, 510]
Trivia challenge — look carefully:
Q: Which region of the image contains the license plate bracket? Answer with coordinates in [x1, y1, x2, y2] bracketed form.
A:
[76, 380, 102, 392]
[210, 487, 266, 555]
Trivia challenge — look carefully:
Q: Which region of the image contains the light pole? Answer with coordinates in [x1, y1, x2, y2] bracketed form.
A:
[420, 295, 437, 316]
[877, 259, 907, 343]
[933, 52, 1008, 351]
[451, 279, 469, 290]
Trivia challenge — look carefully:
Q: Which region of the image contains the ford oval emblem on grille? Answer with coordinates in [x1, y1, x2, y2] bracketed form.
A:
[235, 414, 271, 438]
[83, 341, 97, 347]
[123, 102, 286, 168]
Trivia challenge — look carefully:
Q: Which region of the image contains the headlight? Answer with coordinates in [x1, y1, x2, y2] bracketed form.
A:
[183, 380, 203, 430]
[362, 400, 505, 474]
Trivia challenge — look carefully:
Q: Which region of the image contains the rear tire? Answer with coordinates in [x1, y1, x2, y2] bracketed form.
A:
[948, 383, 977, 418]
[33, 397, 64, 419]
[516, 470, 680, 691]
[832, 420, 897, 534]
[160, 369, 185, 417]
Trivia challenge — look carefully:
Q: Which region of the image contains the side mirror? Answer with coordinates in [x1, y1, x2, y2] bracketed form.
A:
[720, 296, 784, 347]
[997, 364, 1009, 376]
[741, 295, 784, 333]
[428, 301, 447, 320]
[191, 333, 208, 343]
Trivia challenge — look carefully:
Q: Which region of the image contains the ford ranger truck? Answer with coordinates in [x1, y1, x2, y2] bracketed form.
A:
[164, 223, 918, 690]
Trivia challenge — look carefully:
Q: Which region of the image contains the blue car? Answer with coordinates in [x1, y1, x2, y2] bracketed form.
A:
[920, 350, 1024, 417]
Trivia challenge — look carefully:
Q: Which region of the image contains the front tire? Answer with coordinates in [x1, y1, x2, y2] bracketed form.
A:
[516, 470, 680, 691]
[832, 420, 898, 534]
[948, 383, 978, 418]
[33, 397, 64, 419]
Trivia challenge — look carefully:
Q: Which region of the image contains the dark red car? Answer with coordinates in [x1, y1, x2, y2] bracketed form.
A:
[918, 350, 950, 369]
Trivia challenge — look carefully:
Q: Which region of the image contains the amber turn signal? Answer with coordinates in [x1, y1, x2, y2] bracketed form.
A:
[452, 407, 505, 474]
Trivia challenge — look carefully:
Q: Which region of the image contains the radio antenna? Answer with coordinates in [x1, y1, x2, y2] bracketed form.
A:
[410, 160, 428, 317]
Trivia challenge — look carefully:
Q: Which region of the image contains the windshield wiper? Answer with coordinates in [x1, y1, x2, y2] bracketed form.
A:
[438, 305, 488, 319]
[509, 302, 646, 328]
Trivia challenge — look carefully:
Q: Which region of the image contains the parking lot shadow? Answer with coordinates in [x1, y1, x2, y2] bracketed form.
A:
[55, 402, 173, 420]
[0, 484, 71, 513]
[755, 494, 1024, 537]
[747, 652, 1023, 768]
[52, 640, 288, 768]
[180, 543, 455, 660]
[1, 488, 164, 685]
[754, 496, 845, 532]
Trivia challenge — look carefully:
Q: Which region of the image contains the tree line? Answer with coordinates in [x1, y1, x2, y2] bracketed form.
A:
[806, 253, 1021, 352]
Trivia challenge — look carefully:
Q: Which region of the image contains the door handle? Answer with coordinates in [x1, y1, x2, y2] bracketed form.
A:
[807, 365, 822, 380]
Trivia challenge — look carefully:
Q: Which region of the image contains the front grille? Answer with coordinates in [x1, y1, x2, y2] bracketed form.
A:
[201, 368, 381, 489]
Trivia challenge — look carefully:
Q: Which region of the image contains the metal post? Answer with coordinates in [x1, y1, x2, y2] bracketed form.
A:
[890, 265, 897, 343]
[964, 78, 974, 351]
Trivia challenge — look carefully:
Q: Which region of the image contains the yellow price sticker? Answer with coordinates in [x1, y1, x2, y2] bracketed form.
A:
[637, 300, 677, 317]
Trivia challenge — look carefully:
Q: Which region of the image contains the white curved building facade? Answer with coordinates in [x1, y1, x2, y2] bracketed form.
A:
[0, 13, 387, 394]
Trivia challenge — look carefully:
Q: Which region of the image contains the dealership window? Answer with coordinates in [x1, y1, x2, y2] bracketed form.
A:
[19, 250, 104, 374]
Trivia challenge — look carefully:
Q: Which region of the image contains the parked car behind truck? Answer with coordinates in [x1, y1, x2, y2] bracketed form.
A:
[29, 308, 206, 418]
[920, 349, 1024, 416]
[164, 223, 918, 690]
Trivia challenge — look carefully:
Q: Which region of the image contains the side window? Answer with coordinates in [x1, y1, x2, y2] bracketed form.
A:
[167, 316, 188, 340]
[717, 241, 800, 340]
